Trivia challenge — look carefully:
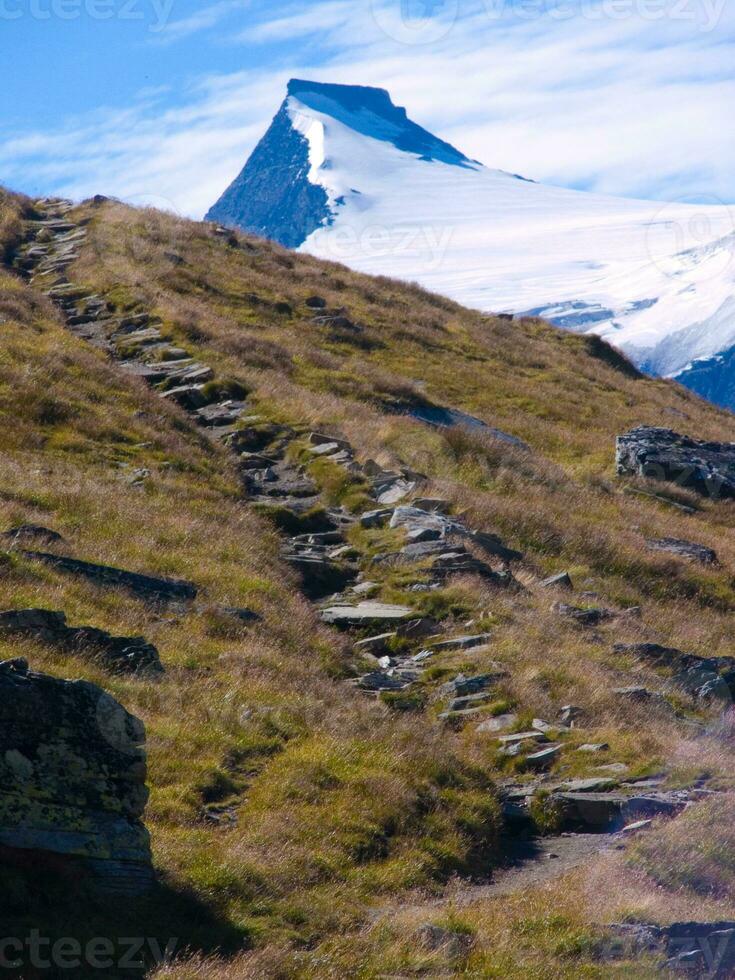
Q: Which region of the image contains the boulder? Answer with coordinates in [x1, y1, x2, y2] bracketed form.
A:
[612, 686, 667, 706]
[559, 704, 583, 726]
[607, 920, 735, 975]
[669, 664, 731, 701]
[616, 426, 735, 500]
[354, 632, 396, 653]
[554, 791, 682, 831]
[376, 480, 417, 505]
[0, 658, 153, 895]
[357, 671, 407, 692]
[360, 508, 394, 529]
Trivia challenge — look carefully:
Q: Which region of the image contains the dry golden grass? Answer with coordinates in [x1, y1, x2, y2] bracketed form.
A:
[3, 190, 735, 975]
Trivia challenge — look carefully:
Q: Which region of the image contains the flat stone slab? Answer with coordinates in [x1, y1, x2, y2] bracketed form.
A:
[645, 536, 717, 565]
[525, 745, 563, 768]
[321, 601, 414, 626]
[556, 777, 618, 793]
[441, 672, 503, 697]
[21, 551, 197, 602]
[394, 400, 530, 450]
[497, 730, 549, 746]
[429, 633, 492, 651]
[614, 642, 686, 665]
[476, 713, 519, 733]
[541, 571, 573, 589]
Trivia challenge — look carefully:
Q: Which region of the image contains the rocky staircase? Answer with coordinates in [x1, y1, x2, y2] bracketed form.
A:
[5, 197, 734, 950]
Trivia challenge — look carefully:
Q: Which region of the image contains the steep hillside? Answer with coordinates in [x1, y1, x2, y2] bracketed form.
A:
[2, 187, 735, 977]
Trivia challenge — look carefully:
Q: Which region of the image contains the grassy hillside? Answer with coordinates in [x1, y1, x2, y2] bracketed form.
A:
[2, 188, 735, 977]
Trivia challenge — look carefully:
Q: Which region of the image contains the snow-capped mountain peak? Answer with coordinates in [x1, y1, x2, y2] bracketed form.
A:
[207, 80, 735, 408]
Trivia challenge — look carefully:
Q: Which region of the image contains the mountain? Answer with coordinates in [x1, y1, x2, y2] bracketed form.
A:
[6, 186, 735, 975]
[208, 79, 735, 408]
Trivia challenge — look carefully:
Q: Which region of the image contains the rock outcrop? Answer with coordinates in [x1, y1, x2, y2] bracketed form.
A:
[0, 609, 163, 675]
[616, 426, 735, 500]
[0, 658, 153, 895]
[21, 551, 197, 602]
[645, 536, 717, 564]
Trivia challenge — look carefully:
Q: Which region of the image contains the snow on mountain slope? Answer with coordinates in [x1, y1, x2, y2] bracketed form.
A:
[208, 80, 735, 404]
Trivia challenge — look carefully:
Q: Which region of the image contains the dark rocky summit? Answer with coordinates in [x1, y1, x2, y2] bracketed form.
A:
[205, 89, 332, 249]
[0, 658, 152, 895]
[616, 426, 735, 499]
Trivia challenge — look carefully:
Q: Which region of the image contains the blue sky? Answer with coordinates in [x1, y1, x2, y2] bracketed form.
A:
[1, 0, 733, 217]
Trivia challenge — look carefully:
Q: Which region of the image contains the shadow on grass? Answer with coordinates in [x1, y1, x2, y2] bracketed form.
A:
[0, 848, 248, 979]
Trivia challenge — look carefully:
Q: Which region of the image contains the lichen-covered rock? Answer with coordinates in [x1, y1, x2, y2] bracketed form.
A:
[0, 658, 153, 895]
[616, 426, 735, 500]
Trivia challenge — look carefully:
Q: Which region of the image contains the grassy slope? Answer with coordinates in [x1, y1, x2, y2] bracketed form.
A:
[2, 189, 735, 976]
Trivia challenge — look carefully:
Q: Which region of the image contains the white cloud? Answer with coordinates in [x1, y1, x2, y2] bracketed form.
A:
[1, 0, 733, 215]
[151, 0, 251, 44]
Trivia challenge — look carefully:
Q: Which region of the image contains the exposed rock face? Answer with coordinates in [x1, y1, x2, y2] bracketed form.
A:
[388, 398, 529, 450]
[645, 536, 717, 564]
[205, 92, 332, 248]
[0, 658, 152, 895]
[0, 609, 163, 675]
[616, 426, 735, 499]
[21, 551, 197, 602]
